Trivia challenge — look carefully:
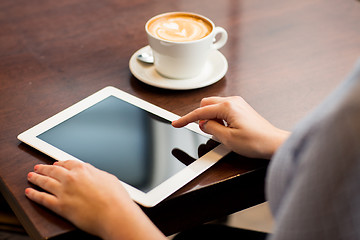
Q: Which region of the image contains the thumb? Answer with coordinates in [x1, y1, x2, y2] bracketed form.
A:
[200, 120, 229, 144]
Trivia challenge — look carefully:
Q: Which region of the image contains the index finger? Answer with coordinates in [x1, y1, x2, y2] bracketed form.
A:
[172, 104, 226, 128]
[33, 164, 69, 182]
[54, 160, 87, 170]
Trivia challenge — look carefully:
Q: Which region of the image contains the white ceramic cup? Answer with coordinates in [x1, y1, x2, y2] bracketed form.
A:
[145, 12, 228, 79]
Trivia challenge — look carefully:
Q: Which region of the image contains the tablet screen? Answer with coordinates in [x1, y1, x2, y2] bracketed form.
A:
[37, 96, 217, 193]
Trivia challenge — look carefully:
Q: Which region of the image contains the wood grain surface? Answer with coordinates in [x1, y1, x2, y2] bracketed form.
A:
[1, 0, 360, 239]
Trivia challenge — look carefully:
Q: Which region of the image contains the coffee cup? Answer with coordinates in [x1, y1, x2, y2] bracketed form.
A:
[145, 12, 228, 79]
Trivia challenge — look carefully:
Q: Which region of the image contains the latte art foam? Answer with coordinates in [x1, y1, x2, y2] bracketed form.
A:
[148, 14, 212, 42]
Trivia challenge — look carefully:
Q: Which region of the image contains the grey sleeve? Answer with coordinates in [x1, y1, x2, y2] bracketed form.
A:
[266, 59, 360, 240]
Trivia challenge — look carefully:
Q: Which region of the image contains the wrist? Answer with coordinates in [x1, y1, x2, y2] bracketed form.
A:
[100, 201, 166, 240]
[268, 128, 290, 158]
[99, 200, 138, 240]
[255, 127, 290, 160]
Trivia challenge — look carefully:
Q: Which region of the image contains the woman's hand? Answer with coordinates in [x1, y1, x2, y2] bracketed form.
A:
[172, 96, 290, 159]
[25, 160, 166, 240]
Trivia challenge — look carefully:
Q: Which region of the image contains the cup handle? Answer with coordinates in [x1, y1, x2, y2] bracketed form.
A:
[211, 27, 228, 50]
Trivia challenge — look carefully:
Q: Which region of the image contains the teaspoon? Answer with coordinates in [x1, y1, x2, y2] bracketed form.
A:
[137, 51, 154, 64]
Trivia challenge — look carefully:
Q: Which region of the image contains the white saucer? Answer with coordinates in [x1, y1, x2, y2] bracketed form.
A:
[129, 46, 228, 90]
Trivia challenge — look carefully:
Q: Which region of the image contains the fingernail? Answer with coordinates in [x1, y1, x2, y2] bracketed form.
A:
[199, 120, 208, 130]
[27, 172, 33, 179]
[53, 161, 59, 165]
[34, 165, 39, 172]
[25, 188, 31, 195]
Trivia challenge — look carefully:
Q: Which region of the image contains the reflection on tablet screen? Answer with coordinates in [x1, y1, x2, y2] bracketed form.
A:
[37, 96, 217, 193]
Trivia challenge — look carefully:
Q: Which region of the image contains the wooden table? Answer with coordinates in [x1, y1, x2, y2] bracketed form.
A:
[1, 0, 360, 239]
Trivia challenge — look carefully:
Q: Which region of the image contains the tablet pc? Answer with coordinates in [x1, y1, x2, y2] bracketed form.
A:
[18, 86, 230, 207]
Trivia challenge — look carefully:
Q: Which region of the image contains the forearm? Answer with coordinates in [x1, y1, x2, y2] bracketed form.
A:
[101, 201, 167, 240]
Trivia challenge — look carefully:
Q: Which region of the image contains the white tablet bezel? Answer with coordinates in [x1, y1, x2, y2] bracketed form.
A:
[18, 86, 230, 207]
